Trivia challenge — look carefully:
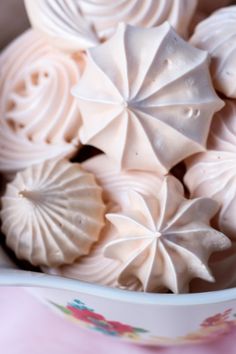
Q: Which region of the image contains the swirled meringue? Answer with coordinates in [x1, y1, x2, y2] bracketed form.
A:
[185, 100, 236, 240]
[45, 221, 141, 291]
[73, 23, 224, 174]
[24, 0, 196, 53]
[78, 0, 197, 39]
[82, 154, 163, 209]
[24, 0, 99, 53]
[191, 6, 236, 98]
[104, 176, 230, 293]
[0, 159, 105, 267]
[0, 29, 82, 175]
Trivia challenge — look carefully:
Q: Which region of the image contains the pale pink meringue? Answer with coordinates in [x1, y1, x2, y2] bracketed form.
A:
[104, 176, 230, 293]
[78, 0, 197, 39]
[0, 29, 82, 175]
[73, 23, 224, 174]
[24, 0, 196, 54]
[1, 159, 105, 267]
[185, 100, 236, 240]
[45, 154, 162, 289]
[191, 6, 236, 98]
[82, 154, 163, 209]
[45, 221, 141, 291]
[24, 0, 99, 53]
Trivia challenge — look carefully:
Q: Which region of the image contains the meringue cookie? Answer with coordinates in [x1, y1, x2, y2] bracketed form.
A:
[185, 100, 236, 240]
[104, 176, 230, 293]
[24, 0, 99, 53]
[73, 23, 224, 174]
[24, 0, 196, 53]
[82, 154, 163, 209]
[191, 6, 236, 98]
[79, 0, 197, 39]
[0, 159, 105, 267]
[0, 29, 82, 175]
[45, 221, 141, 291]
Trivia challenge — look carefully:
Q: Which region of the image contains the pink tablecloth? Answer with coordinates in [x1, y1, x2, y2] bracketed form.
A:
[0, 288, 235, 354]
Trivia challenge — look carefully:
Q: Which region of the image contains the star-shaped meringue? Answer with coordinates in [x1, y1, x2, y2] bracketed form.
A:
[73, 23, 223, 173]
[104, 176, 230, 293]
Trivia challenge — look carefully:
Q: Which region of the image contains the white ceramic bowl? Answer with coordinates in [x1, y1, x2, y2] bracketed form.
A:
[0, 269, 236, 346]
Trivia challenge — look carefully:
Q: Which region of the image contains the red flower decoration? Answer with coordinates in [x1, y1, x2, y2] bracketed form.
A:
[201, 309, 232, 327]
[107, 321, 133, 334]
[67, 306, 105, 324]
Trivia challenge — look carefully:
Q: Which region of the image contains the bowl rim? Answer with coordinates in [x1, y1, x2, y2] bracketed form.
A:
[0, 269, 236, 306]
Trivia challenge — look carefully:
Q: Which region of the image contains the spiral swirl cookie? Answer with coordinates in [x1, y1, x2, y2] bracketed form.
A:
[24, 0, 197, 53]
[185, 100, 236, 240]
[82, 154, 163, 209]
[0, 29, 82, 175]
[191, 6, 236, 98]
[78, 0, 197, 39]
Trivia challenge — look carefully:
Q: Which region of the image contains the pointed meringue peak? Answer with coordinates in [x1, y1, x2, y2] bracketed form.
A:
[73, 23, 224, 173]
[0, 159, 105, 267]
[104, 176, 231, 293]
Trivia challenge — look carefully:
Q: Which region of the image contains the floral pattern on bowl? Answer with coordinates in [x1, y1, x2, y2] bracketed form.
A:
[50, 298, 236, 345]
[50, 299, 148, 340]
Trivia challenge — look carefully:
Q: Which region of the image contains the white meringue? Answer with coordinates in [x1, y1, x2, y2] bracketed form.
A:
[104, 176, 230, 293]
[0, 29, 82, 175]
[0, 159, 105, 267]
[73, 23, 224, 174]
[191, 6, 236, 98]
[24, 0, 99, 53]
[24, 0, 196, 53]
[78, 0, 197, 39]
[82, 154, 163, 209]
[45, 221, 141, 291]
[185, 100, 236, 240]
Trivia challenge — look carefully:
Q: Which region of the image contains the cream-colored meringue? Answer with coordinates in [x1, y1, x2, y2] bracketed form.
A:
[79, 0, 197, 39]
[104, 176, 230, 293]
[73, 23, 224, 174]
[82, 154, 163, 209]
[45, 221, 141, 291]
[24, 0, 99, 53]
[0, 159, 105, 267]
[0, 29, 82, 175]
[24, 0, 196, 53]
[185, 100, 236, 240]
[197, 0, 231, 15]
[191, 6, 236, 98]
